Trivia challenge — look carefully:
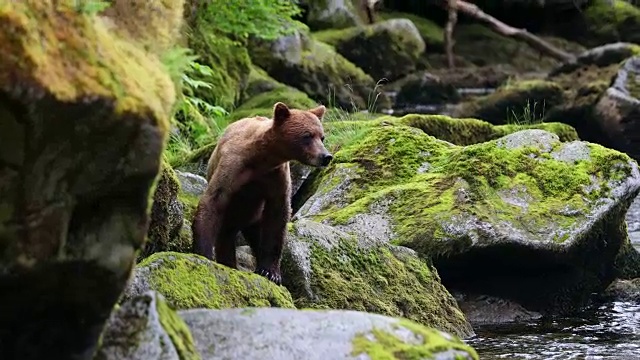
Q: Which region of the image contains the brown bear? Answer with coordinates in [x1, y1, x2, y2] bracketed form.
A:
[191, 102, 333, 284]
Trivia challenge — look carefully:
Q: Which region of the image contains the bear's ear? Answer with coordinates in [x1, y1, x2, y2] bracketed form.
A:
[273, 102, 290, 123]
[309, 105, 326, 120]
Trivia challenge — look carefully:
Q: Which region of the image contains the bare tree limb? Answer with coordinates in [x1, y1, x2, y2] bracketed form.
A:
[444, 0, 458, 69]
[437, 0, 576, 63]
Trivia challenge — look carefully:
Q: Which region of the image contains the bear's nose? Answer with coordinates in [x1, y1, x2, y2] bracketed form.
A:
[321, 154, 333, 166]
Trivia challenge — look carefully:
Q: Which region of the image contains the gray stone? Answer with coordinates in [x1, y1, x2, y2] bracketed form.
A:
[175, 170, 207, 198]
[179, 307, 478, 360]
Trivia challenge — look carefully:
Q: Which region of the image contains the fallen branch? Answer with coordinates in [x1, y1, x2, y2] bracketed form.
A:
[444, 0, 458, 69]
[436, 0, 576, 63]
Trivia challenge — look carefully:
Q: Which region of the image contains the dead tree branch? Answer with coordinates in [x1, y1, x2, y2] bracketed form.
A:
[437, 0, 576, 63]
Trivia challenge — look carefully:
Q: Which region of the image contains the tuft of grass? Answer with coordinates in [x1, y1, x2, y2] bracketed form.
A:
[506, 99, 546, 125]
[74, 0, 110, 15]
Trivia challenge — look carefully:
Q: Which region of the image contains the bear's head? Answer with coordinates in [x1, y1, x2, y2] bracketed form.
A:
[271, 102, 333, 168]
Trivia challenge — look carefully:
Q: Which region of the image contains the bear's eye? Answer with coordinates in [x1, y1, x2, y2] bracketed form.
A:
[321, 136, 325, 142]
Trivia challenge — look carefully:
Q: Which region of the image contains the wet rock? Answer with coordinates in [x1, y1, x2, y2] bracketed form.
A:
[180, 307, 479, 359]
[0, 1, 179, 358]
[454, 293, 542, 326]
[602, 278, 640, 302]
[94, 291, 200, 360]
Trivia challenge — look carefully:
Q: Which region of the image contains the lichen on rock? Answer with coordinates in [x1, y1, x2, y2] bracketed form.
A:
[0, 1, 178, 358]
[180, 307, 479, 359]
[296, 123, 640, 314]
[123, 252, 295, 310]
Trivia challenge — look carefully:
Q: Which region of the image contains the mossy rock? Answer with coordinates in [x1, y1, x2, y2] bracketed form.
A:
[188, 23, 251, 109]
[0, 2, 177, 358]
[101, 0, 185, 56]
[581, 0, 640, 46]
[95, 291, 201, 360]
[180, 307, 479, 359]
[249, 27, 388, 111]
[124, 252, 295, 310]
[550, 42, 640, 77]
[236, 86, 319, 113]
[282, 219, 473, 338]
[394, 114, 579, 145]
[296, 125, 640, 314]
[302, 0, 365, 30]
[454, 80, 566, 125]
[141, 159, 188, 261]
[313, 18, 425, 82]
[243, 65, 288, 100]
[377, 11, 444, 51]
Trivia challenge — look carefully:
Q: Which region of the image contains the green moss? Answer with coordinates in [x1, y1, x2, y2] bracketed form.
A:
[396, 114, 578, 145]
[0, 1, 176, 132]
[243, 65, 287, 100]
[351, 320, 479, 360]
[188, 23, 251, 109]
[141, 158, 188, 260]
[139, 251, 295, 310]
[236, 86, 318, 112]
[156, 296, 201, 360]
[285, 222, 472, 337]
[250, 35, 383, 110]
[583, 0, 640, 46]
[178, 191, 200, 223]
[377, 11, 444, 50]
[314, 19, 425, 82]
[227, 107, 273, 122]
[456, 80, 565, 125]
[309, 124, 634, 257]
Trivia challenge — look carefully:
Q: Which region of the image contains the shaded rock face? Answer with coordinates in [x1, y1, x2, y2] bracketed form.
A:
[296, 124, 640, 315]
[594, 55, 640, 162]
[602, 278, 640, 302]
[301, 0, 363, 30]
[94, 291, 199, 360]
[453, 293, 542, 326]
[0, 2, 178, 359]
[180, 307, 479, 360]
[141, 161, 187, 260]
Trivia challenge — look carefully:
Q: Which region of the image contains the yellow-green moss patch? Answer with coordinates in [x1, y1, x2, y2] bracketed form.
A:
[156, 295, 201, 360]
[138, 252, 295, 310]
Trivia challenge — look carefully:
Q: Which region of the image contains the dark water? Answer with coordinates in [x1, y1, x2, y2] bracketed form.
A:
[466, 195, 640, 359]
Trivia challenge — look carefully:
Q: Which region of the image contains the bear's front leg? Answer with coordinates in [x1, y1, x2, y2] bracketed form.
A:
[255, 166, 292, 285]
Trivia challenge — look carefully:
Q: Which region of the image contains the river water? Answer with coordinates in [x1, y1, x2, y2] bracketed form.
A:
[466, 195, 640, 359]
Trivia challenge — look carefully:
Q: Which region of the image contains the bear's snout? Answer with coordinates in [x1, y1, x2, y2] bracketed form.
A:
[320, 153, 333, 167]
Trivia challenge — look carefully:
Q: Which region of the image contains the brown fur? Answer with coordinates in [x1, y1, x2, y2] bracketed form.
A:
[192, 102, 332, 284]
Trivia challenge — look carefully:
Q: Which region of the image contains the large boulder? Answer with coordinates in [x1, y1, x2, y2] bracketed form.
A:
[123, 252, 295, 310]
[594, 55, 640, 162]
[180, 307, 479, 360]
[249, 27, 389, 111]
[296, 124, 640, 315]
[314, 19, 425, 82]
[94, 291, 200, 360]
[282, 219, 474, 338]
[0, 1, 179, 359]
